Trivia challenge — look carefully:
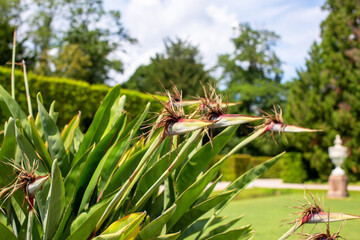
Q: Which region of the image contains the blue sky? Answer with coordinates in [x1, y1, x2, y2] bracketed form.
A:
[104, 0, 327, 84]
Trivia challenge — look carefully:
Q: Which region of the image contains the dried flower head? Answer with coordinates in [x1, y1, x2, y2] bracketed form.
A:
[256, 106, 321, 143]
[0, 159, 49, 211]
[151, 91, 214, 137]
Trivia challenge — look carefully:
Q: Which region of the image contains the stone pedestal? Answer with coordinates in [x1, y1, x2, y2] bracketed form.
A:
[328, 174, 348, 198]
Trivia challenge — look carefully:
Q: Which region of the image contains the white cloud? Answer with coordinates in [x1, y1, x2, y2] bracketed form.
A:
[104, 0, 327, 84]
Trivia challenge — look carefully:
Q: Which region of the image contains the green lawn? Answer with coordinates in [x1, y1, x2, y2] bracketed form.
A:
[210, 189, 360, 239]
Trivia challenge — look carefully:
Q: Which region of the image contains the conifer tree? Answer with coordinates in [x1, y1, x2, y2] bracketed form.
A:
[286, 0, 360, 181]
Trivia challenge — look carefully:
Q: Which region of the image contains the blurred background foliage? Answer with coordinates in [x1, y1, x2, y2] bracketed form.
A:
[1, 0, 360, 182]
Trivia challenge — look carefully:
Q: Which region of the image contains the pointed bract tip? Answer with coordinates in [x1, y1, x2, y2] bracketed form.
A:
[270, 123, 322, 133]
[167, 119, 214, 135]
[306, 212, 360, 224]
[26, 174, 50, 197]
[209, 114, 263, 128]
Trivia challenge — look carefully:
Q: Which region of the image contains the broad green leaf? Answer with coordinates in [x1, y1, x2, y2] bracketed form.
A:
[96, 212, 146, 240]
[98, 129, 133, 198]
[72, 84, 121, 166]
[147, 232, 180, 240]
[61, 112, 81, 152]
[0, 85, 31, 135]
[176, 125, 238, 193]
[102, 146, 149, 197]
[0, 118, 17, 185]
[166, 152, 225, 229]
[102, 213, 144, 234]
[132, 140, 193, 204]
[121, 102, 150, 138]
[68, 197, 111, 240]
[138, 204, 176, 239]
[194, 175, 222, 206]
[43, 160, 65, 240]
[204, 225, 253, 240]
[181, 217, 226, 239]
[37, 93, 69, 176]
[14, 122, 47, 173]
[26, 210, 34, 240]
[29, 117, 52, 172]
[172, 190, 235, 232]
[49, 101, 59, 123]
[74, 113, 126, 214]
[0, 220, 17, 240]
[200, 216, 244, 240]
[63, 144, 94, 205]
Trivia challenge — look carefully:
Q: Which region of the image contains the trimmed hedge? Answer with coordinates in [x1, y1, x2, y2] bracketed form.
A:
[0, 67, 165, 130]
[218, 152, 307, 182]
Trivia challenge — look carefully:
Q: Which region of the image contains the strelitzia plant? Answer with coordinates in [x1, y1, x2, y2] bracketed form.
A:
[0, 59, 322, 240]
[279, 192, 360, 239]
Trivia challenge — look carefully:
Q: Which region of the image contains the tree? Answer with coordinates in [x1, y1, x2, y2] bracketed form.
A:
[26, 0, 135, 83]
[218, 23, 284, 115]
[0, 0, 29, 65]
[286, 0, 360, 181]
[60, 0, 136, 83]
[27, 0, 64, 75]
[123, 38, 213, 97]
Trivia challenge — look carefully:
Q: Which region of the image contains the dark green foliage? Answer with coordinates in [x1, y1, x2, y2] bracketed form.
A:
[280, 152, 308, 183]
[0, 0, 31, 65]
[286, 0, 360, 181]
[0, 67, 163, 130]
[218, 23, 285, 115]
[123, 38, 213, 97]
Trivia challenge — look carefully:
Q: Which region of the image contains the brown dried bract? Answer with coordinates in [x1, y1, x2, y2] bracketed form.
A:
[0, 159, 38, 210]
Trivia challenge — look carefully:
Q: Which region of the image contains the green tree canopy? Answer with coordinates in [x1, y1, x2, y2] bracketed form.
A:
[123, 38, 213, 97]
[218, 23, 284, 115]
[26, 0, 135, 83]
[286, 0, 360, 181]
[0, 0, 29, 65]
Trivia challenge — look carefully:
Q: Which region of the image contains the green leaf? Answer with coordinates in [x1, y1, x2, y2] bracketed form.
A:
[94, 212, 146, 240]
[172, 190, 235, 232]
[49, 101, 59, 123]
[72, 84, 121, 166]
[29, 117, 52, 172]
[167, 152, 225, 230]
[74, 113, 126, 214]
[102, 145, 149, 197]
[194, 175, 222, 206]
[68, 197, 111, 240]
[15, 122, 47, 173]
[204, 225, 253, 240]
[181, 217, 226, 239]
[0, 85, 31, 135]
[176, 126, 238, 193]
[139, 204, 176, 239]
[61, 112, 81, 152]
[43, 159, 65, 240]
[147, 232, 181, 240]
[0, 118, 17, 185]
[63, 145, 94, 205]
[98, 129, 134, 198]
[200, 216, 243, 239]
[37, 93, 69, 176]
[0, 221, 17, 240]
[121, 102, 150, 138]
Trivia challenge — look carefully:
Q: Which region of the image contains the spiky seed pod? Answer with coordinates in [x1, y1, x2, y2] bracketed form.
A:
[199, 84, 258, 128]
[152, 90, 215, 137]
[0, 160, 49, 210]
